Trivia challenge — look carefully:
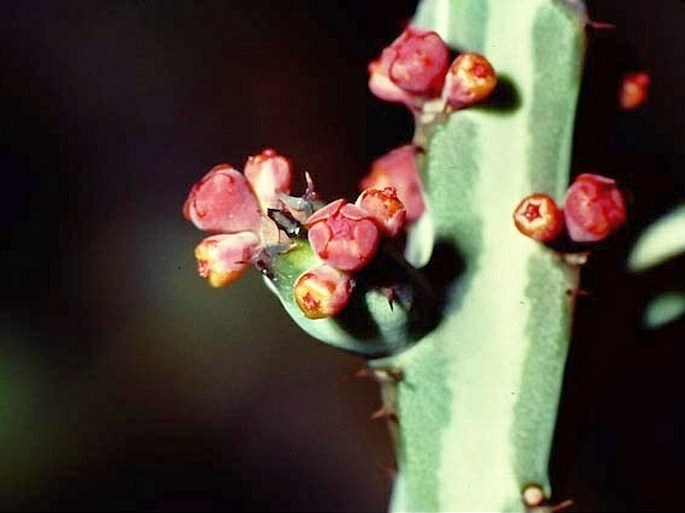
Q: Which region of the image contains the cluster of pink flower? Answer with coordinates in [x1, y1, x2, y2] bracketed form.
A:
[183, 145, 426, 319]
[513, 173, 627, 245]
[184, 27, 476, 320]
[368, 26, 497, 111]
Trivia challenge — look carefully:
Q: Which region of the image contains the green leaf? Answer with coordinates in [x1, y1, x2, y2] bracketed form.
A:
[643, 292, 685, 329]
[628, 203, 685, 272]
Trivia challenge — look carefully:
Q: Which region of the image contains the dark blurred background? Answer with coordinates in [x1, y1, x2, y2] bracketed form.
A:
[1, 0, 684, 511]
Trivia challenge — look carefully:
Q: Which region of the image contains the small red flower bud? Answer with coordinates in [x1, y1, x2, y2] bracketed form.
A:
[369, 26, 450, 107]
[305, 199, 380, 272]
[293, 264, 355, 319]
[194, 232, 261, 288]
[619, 71, 650, 111]
[360, 145, 426, 222]
[356, 187, 407, 237]
[183, 164, 262, 234]
[564, 173, 627, 242]
[442, 52, 497, 109]
[244, 149, 293, 210]
[513, 193, 564, 243]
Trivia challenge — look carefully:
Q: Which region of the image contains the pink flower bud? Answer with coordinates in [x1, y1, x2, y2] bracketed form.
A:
[293, 264, 355, 319]
[564, 173, 627, 242]
[356, 187, 407, 237]
[183, 164, 262, 234]
[513, 193, 564, 243]
[360, 145, 425, 222]
[194, 232, 261, 288]
[619, 71, 650, 111]
[442, 52, 497, 109]
[244, 149, 293, 210]
[305, 199, 380, 272]
[368, 26, 450, 107]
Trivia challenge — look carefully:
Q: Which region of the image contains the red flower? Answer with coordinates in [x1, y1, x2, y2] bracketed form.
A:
[442, 53, 497, 110]
[244, 148, 293, 210]
[360, 145, 426, 222]
[512, 193, 564, 243]
[356, 187, 407, 237]
[194, 232, 262, 288]
[305, 199, 380, 272]
[564, 173, 627, 242]
[183, 149, 294, 287]
[368, 26, 450, 108]
[293, 264, 355, 319]
[619, 72, 650, 111]
[183, 164, 262, 234]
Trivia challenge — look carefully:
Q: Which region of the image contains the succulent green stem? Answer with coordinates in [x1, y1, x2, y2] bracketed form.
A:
[267, 0, 587, 510]
[366, 1, 587, 511]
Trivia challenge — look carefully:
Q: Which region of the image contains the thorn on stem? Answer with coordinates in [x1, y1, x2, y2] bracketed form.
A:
[566, 287, 590, 298]
[370, 406, 398, 423]
[304, 171, 318, 202]
[586, 19, 616, 31]
[354, 367, 404, 384]
[550, 499, 574, 512]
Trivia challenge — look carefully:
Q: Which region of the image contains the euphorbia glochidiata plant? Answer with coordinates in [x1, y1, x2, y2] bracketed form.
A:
[181, 1, 645, 511]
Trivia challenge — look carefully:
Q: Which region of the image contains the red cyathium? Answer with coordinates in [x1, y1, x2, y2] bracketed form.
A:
[360, 145, 426, 223]
[244, 148, 293, 210]
[442, 52, 497, 110]
[183, 164, 263, 234]
[356, 187, 407, 237]
[564, 173, 627, 242]
[184, 149, 296, 287]
[513, 193, 564, 243]
[293, 264, 355, 319]
[194, 232, 262, 288]
[305, 199, 380, 272]
[368, 26, 450, 108]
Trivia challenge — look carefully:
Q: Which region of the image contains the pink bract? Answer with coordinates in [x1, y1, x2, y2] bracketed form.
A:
[194, 232, 262, 288]
[368, 26, 450, 108]
[356, 187, 407, 237]
[564, 173, 627, 242]
[360, 145, 426, 222]
[305, 199, 380, 272]
[244, 148, 293, 210]
[183, 164, 262, 234]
